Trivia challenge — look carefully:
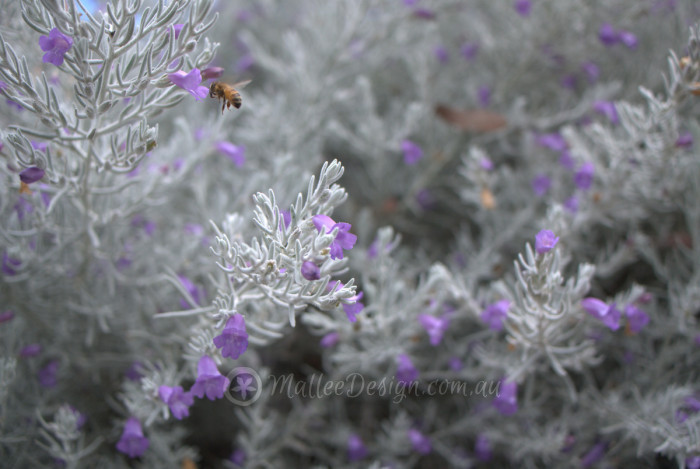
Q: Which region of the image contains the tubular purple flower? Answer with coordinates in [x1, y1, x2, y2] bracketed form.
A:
[20, 344, 42, 358]
[536, 132, 567, 152]
[481, 300, 510, 331]
[0, 310, 15, 323]
[581, 441, 607, 468]
[493, 379, 518, 415]
[535, 229, 559, 254]
[215, 141, 246, 167]
[598, 23, 619, 46]
[581, 61, 600, 83]
[343, 291, 364, 322]
[418, 314, 450, 346]
[434, 45, 448, 63]
[624, 305, 649, 333]
[347, 434, 367, 461]
[619, 30, 638, 49]
[581, 298, 621, 330]
[676, 131, 693, 148]
[531, 174, 551, 196]
[396, 353, 418, 386]
[592, 100, 619, 124]
[201, 66, 224, 80]
[574, 162, 595, 190]
[460, 42, 479, 60]
[401, 139, 424, 165]
[478, 85, 491, 107]
[475, 434, 492, 461]
[168, 69, 208, 100]
[190, 355, 230, 400]
[408, 429, 431, 455]
[312, 214, 357, 260]
[38, 360, 59, 388]
[514, 0, 532, 16]
[213, 315, 248, 360]
[116, 417, 149, 458]
[39, 28, 73, 66]
[158, 385, 194, 420]
[320, 332, 339, 348]
[19, 167, 45, 184]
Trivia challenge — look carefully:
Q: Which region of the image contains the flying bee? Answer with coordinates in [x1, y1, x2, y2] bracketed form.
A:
[209, 80, 251, 113]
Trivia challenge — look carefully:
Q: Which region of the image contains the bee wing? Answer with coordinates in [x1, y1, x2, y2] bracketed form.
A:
[231, 79, 252, 90]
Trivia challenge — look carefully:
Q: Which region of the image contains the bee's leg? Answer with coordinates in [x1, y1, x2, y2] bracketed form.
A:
[221, 100, 225, 114]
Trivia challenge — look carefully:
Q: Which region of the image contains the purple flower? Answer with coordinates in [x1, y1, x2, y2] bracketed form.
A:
[215, 141, 245, 167]
[31, 141, 47, 151]
[592, 100, 619, 125]
[574, 162, 595, 190]
[0, 310, 15, 323]
[581, 298, 621, 331]
[320, 332, 339, 348]
[301, 261, 320, 281]
[598, 23, 619, 46]
[560, 74, 577, 90]
[676, 132, 693, 148]
[559, 150, 575, 170]
[408, 429, 431, 455]
[38, 360, 59, 388]
[343, 291, 364, 322]
[449, 356, 462, 371]
[434, 45, 449, 63]
[158, 385, 194, 420]
[493, 379, 518, 415]
[686, 456, 700, 469]
[581, 441, 607, 468]
[396, 353, 418, 386]
[2, 252, 21, 276]
[178, 274, 202, 308]
[125, 361, 143, 381]
[401, 139, 424, 165]
[478, 85, 491, 107]
[514, 0, 531, 16]
[19, 167, 44, 184]
[535, 229, 559, 254]
[347, 434, 367, 461]
[412, 7, 436, 20]
[230, 448, 246, 466]
[201, 66, 224, 80]
[213, 315, 249, 360]
[20, 344, 42, 358]
[312, 214, 357, 260]
[531, 174, 551, 196]
[624, 305, 649, 333]
[168, 69, 208, 100]
[418, 314, 450, 346]
[460, 42, 479, 60]
[581, 61, 600, 83]
[415, 189, 435, 210]
[619, 30, 638, 49]
[564, 195, 579, 213]
[475, 434, 492, 461]
[481, 300, 510, 331]
[536, 132, 567, 152]
[172, 24, 184, 39]
[116, 417, 149, 458]
[479, 157, 494, 171]
[39, 28, 73, 66]
[190, 355, 230, 400]
[280, 210, 291, 229]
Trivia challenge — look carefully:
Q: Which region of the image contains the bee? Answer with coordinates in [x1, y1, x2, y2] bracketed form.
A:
[209, 80, 251, 113]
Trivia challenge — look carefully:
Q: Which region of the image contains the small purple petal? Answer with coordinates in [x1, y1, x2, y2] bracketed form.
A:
[481, 300, 510, 331]
[514, 0, 531, 16]
[19, 167, 45, 184]
[347, 434, 368, 461]
[531, 174, 551, 197]
[535, 229, 559, 254]
[493, 379, 518, 415]
[408, 429, 431, 455]
[301, 261, 320, 281]
[401, 139, 424, 165]
[598, 23, 619, 47]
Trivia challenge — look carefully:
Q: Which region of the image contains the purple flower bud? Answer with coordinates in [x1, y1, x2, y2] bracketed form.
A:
[535, 229, 559, 254]
[460, 42, 479, 60]
[581, 298, 621, 331]
[536, 132, 567, 152]
[624, 305, 649, 333]
[215, 141, 245, 167]
[480, 300, 510, 331]
[320, 332, 339, 348]
[592, 100, 619, 125]
[347, 434, 368, 461]
[172, 24, 184, 39]
[434, 45, 449, 63]
[301, 261, 320, 281]
[0, 310, 15, 323]
[401, 139, 424, 165]
[230, 448, 246, 466]
[618, 30, 638, 49]
[477, 85, 491, 108]
[514, 0, 531, 16]
[475, 434, 492, 461]
[581, 61, 600, 83]
[676, 131, 693, 148]
[201, 66, 224, 80]
[396, 353, 418, 386]
[38, 360, 59, 388]
[564, 195, 579, 213]
[531, 174, 551, 197]
[598, 23, 619, 47]
[19, 167, 44, 184]
[581, 441, 607, 468]
[20, 343, 42, 358]
[493, 379, 518, 415]
[408, 429, 431, 455]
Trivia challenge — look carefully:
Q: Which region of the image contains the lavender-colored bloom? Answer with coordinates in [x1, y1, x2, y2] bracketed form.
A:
[624, 305, 649, 333]
[39, 28, 73, 66]
[676, 131, 693, 148]
[618, 30, 638, 49]
[396, 353, 418, 386]
[494, 379, 518, 415]
[190, 355, 230, 400]
[20, 344, 42, 358]
[280, 210, 291, 229]
[38, 360, 59, 388]
[343, 291, 364, 322]
[536, 132, 567, 152]
[481, 300, 510, 331]
[168, 69, 208, 100]
[320, 332, 339, 348]
[598, 23, 619, 46]
[581, 61, 600, 83]
[418, 314, 450, 346]
[593, 100, 619, 124]
[347, 434, 367, 461]
[560, 74, 577, 90]
[213, 315, 249, 360]
[564, 195, 579, 213]
[581, 441, 607, 468]
[312, 214, 357, 260]
[449, 356, 462, 371]
[514, 0, 531, 16]
[0, 310, 15, 323]
[408, 429, 431, 455]
[116, 417, 149, 458]
[412, 7, 436, 20]
[477, 85, 491, 107]
[125, 361, 143, 381]
[559, 149, 575, 170]
[178, 274, 202, 308]
[158, 385, 194, 420]
[31, 141, 47, 151]
[581, 298, 621, 331]
[19, 167, 44, 184]
[535, 229, 559, 254]
[401, 139, 424, 165]
[460, 42, 479, 60]
[415, 189, 435, 210]
[172, 24, 184, 39]
[301, 261, 320, 281]
[434, 45, 449, 63]
[201, 66, 224, 80]
[479, 157, 494, 171]
[684, 395, 700, 412]
[475, 434, 492, 461]
[687, 456, 700, 469]
[531, 174, 551, 196]
[215, 141, 246, 167]
[2, 252, 21, 276]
